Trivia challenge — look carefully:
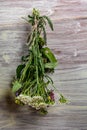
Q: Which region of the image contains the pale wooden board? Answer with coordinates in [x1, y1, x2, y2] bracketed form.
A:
[0, 0, 87, 130]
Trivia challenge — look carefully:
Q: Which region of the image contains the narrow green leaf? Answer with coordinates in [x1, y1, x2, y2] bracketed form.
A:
[28, 15, 33, 19]
[38, 58, 44, 75]
[43, 16, 54, 31]
[42, 26, 47, 45]
[45, 74, 53, 84]
[16, 64, 25, 79]
[27, 33, 31, 43]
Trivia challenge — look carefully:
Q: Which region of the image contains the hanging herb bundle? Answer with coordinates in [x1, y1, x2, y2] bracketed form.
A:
[11, 9, 67, 114]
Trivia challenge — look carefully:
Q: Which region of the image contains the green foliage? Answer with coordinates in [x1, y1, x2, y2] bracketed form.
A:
[16, 64, 25, 79]
[12, 81, 22, 93]
[41, 47, 57, 63]
[12, 8, 67, 112]
[59, 94, 68, 103]
[45, 62, 57, 69]
[39, 108, 48, 115]
[43, 16, 54, 31]
[42, 26, 47, 44]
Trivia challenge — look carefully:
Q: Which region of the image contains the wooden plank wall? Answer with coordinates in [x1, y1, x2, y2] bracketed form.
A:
[0, 0, 87, 130]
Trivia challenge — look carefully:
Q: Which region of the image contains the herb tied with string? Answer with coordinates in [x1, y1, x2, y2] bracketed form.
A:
[11, 9, 67, 114]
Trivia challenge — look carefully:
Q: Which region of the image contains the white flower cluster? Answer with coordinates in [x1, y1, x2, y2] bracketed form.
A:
[15, 94, 47, 110]
[15, 94, 32, 105]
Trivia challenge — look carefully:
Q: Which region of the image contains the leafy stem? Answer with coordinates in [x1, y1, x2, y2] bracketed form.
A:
[12, 8, 67, 110]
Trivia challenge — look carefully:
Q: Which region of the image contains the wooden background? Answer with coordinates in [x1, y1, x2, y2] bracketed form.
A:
[0, 0, 87, 129]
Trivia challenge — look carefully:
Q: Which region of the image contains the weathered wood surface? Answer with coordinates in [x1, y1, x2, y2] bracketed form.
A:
[0, 0, 87, 130]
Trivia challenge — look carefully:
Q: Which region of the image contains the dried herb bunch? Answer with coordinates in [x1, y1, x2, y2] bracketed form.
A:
[11, 9, 67, 113]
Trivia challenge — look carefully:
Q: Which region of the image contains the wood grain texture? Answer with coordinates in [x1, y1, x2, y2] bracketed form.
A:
[0, 0, 87, 130]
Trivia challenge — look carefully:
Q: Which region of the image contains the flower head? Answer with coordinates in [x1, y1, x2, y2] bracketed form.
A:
[15, 94, 47, 110]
